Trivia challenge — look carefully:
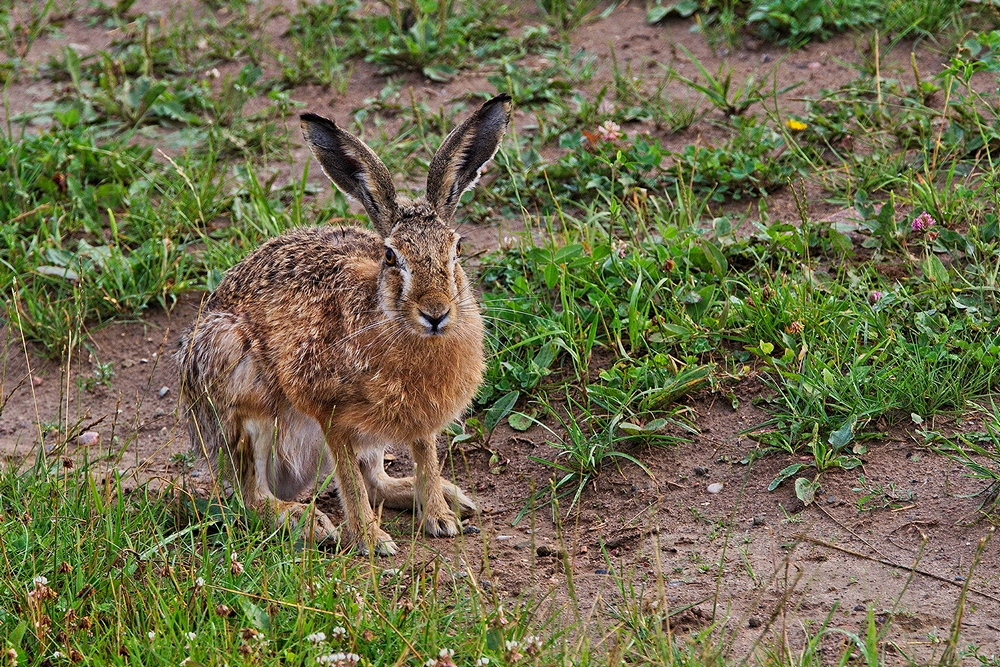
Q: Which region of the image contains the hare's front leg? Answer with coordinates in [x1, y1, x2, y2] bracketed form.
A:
[324, 424, 397, 556]
[411, 436, 465, 537]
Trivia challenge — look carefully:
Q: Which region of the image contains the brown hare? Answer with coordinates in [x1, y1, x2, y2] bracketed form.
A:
[176, 94, 511, 555]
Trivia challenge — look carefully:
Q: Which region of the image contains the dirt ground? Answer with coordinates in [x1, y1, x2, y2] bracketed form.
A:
[3, 0, 1000, 661]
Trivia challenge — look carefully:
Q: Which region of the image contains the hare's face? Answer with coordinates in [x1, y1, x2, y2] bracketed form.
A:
[379, 205, 470, 337]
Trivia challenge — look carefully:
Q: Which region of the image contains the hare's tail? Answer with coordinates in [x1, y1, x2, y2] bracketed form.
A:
[176, 311, 255, 469]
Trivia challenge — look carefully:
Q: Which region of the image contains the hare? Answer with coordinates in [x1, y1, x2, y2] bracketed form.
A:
[176, 94, 511, 555]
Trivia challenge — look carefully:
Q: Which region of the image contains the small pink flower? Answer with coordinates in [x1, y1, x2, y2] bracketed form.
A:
[868, 291, 882, 305]
[911, 212, 936, 233]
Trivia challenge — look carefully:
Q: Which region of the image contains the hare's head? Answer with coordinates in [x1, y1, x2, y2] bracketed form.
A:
[300, 95, 511, 337]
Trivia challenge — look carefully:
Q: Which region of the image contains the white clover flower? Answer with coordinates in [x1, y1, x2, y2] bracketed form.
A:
[316, 653, 359, 666]
[595, 120, 624, 142]
[331, 626, 347, 638]
[475, 658, 490, 666]
[186, 632, 197, 641]
[307, 632, 327, 644]
[195, 577, 206, 588]
[504, 640, 519, 651]
[439, 649, 454, 658]
[51, 652, 65, 660]
[148, 631, 156, 641]
[180, 658, 192, 666]
[32, 576, 48, 586]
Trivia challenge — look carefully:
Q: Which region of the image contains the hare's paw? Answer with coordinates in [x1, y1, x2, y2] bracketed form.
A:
[420, 503, 463, 538]
[274, 501, 340, 546]
[443, 481, 478, 517]
[346, 526, 398, 557]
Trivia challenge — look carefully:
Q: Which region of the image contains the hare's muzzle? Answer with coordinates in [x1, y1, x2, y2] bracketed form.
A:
[416, 299, 452, 335]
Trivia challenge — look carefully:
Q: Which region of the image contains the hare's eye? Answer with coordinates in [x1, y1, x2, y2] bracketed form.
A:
[455, 239, 463, 256]
[384, 247, 397, 266]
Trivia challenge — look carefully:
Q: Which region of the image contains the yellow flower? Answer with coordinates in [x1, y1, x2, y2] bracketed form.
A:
[785, 119, 808, 132]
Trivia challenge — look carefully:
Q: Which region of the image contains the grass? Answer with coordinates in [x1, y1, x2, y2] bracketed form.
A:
[4, 0, 1000, 664]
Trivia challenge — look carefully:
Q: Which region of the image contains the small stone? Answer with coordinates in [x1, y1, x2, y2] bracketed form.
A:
[707, 482, 724, 494]
[158, 386, 170, 398]
[748, 617, 762, 628]
[578, 546, 588, 555]
[761, 54, 771, 63]
[153, 408, 165, 418]
[694, 466, 709, 477]
[140, 358, 149, 364]
[825, 496, 837, 504]
[808, 61, 821, 70]
[31, 375, 44, 387]
[853, 605, 865, 611]
[159, 427, 168, 437]
[594, 568, 611, 575]
[382, 568, 401, 578]
[496, 535, 514, 542]
[513, 540, 531, 551]
[78, 432, 100, 446]
[752, 515, 766, 526]
[536, 545, 563, 558]
[123, 360, 135, 368]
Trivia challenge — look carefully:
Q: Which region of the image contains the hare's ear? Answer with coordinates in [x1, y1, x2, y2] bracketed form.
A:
[426, 94, 512, 221]
[300, 113, 398, 236]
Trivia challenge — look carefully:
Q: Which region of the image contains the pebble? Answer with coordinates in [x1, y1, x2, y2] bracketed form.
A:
[382, 568, 401, 578]
[808, 61, 822, 70]
[31, 375, 44, 387]
[496, 535, 514, 542]
[853, 604, 865, 611]
[694, 466, 709, 477]
[748, 617, 762, 628]
[78, 431, 100, 446]
[536, 545, 564, 558]
[752, 515, 766, 526]
[158, 386, 170, 398]
[140, 358, 149, 364]
[153, 408, 165, 418]
[159, 427, 168, 437]
[707, 482, 724, 494]
[594, 568, 611, 575]
[513, 540, 532, 551]
[825, 496, 837, 504]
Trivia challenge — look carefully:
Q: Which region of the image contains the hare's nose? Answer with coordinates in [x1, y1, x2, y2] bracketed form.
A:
[418, 309, 449, 333]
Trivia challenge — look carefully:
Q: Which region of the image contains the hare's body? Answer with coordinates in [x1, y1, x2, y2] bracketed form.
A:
[177, 96, 510, 554]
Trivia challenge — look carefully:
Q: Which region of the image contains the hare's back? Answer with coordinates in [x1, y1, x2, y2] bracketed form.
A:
[207, 225, 381, 311]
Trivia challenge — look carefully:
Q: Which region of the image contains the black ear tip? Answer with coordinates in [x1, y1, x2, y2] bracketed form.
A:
[300, 112, 338, 131]
[487, 93, 513, 108]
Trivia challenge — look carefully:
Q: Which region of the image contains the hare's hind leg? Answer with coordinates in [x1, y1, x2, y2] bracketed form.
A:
[359, 451, 477, 517]
[242, 416, 340, 546]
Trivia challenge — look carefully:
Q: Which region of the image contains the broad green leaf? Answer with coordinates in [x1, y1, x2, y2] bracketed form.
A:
[768, 462, 807, 491]
[485, 391, 519, 434]
[795, 476, 819, 505]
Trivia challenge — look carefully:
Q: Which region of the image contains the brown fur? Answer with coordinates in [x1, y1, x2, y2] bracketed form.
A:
[176, 95, 511, 555]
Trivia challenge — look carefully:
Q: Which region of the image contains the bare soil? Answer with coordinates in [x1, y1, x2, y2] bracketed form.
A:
[3, 0, 999, 661]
